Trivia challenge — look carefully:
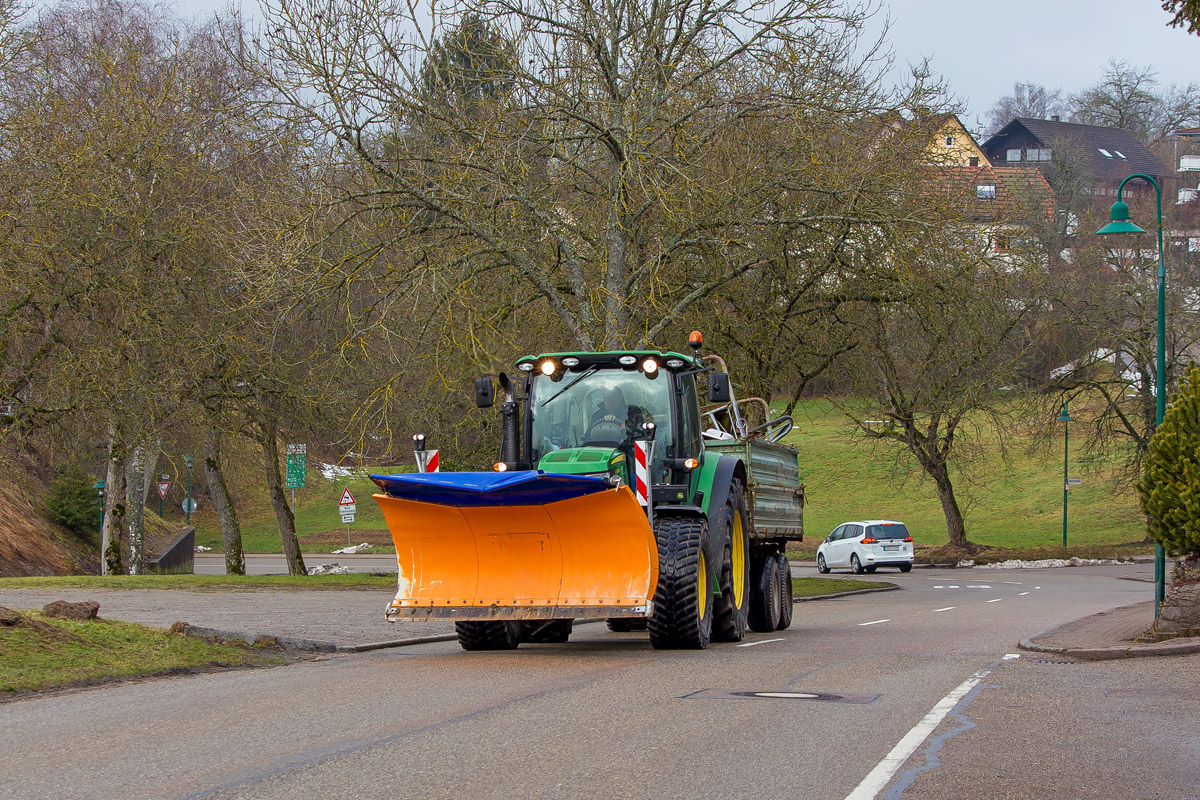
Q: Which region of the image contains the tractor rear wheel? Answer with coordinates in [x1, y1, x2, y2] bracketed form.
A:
[775, 553, 794, 630]
[606, 618, 648, 632]
[455, 621, 521, 650]
[748, 552, 781, 632]
[522, 619, 573, 643]
[647, 515, 713, 650]
[712, 480, 750, 643]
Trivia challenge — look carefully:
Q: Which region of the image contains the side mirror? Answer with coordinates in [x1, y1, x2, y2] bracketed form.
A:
[474, 376, 494, 408]
[708, 373, 731, 403]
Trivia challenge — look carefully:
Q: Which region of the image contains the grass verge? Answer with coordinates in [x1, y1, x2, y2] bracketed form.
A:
[0, 612, 280, 695]
[0, 574, 397, 591]
[791, 576, 892, 597]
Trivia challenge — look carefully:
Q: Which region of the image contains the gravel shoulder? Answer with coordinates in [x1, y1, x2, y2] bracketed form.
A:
[0, 588, 455, 646]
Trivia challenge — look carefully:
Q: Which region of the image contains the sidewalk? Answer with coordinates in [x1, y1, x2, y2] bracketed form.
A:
[1021, 600, 1200, 660]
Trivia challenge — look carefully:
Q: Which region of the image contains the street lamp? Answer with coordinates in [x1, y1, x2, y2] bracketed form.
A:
[92, 479, 106, 532]
[1096, 174, 1167, 617]
[184, 454, 194, 525]
[1057, 402, 1073, 551]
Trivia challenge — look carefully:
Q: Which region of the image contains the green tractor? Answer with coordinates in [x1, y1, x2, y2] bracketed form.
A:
[371, 332, 804, 649]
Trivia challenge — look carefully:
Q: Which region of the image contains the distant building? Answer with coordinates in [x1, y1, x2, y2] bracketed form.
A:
[982, 117, 1172, 197]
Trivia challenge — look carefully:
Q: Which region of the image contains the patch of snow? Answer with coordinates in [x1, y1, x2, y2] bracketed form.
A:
[332, 543, 374, 554]
[975, 557, 1131, 569]
[956, 559, 975, 567]
[307, 562, 351, 575]
[320, 462, 354, 480]
[194, 545, 213, 552]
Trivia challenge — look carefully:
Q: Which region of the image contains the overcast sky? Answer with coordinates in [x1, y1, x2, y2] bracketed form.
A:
[166, 0, 1198, 136]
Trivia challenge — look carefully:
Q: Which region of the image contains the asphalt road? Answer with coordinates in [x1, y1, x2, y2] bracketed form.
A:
[3, 563, 1196, 800]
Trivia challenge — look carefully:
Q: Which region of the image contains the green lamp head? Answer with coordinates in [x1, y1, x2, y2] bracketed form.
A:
[1096, 200, 1146, 235]
[1056, 403, 1073, 423]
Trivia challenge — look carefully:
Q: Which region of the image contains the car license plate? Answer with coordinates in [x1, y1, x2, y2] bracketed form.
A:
[883, 545, 898, 551]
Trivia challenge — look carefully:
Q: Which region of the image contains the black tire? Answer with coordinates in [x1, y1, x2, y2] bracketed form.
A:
[899, 563, 913, 573]
[522, 619, 573, 643]
[850, 554, 864, 575]
[865, 565, 877, 574]
[647, 515, 713, 650]
[455, 621, 521, 650]
[748, 551, 781, 633]
[817, 553, 830, 574]
[712, 481, 751, 643]
[606, 618, 648, 632]
[775, 553, 794, 631]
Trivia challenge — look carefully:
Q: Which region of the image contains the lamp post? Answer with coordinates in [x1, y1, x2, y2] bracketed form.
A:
[1057, 402, 1073, 551]
[1096, 173, 1167, 617]
[184, 454, 194, 525]
[93, 479, 106, 532]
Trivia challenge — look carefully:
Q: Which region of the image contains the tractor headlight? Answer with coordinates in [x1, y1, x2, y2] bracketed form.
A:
[561, 357, 580, 367]
[665, 358, 685, 369]
[517, 362, 534, 373]
[618, 355, 637, 366]
[540, 360, 556, 376]
[642, 358, 658, 374]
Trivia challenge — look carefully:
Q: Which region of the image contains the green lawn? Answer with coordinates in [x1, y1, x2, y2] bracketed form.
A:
[0, 612, 278, 693]
[782, 399, 1145, 552]
[791, 576, 891, 597]
[194, 401, 1148, 556]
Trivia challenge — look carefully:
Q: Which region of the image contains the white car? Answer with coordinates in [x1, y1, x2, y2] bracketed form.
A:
[816, 520, 914, 574]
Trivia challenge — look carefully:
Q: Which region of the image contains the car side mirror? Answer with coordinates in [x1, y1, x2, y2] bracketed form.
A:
[708, 373, 731, 403]
[474, 376, 494, 408]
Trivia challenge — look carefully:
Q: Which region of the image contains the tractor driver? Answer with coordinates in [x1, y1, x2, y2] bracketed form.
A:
[589, 387, 651, 436]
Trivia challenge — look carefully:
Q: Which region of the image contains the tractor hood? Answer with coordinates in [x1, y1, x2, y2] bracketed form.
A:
[537, 446, 619, 475]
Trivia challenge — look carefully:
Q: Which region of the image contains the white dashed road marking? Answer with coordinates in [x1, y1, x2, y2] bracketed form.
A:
[737, 638, 784, 648]
[1018, 591, 1030, 596]
[859, 619, 890, 626]
[986, 599, 1002, 603]
[934, 607, 955, 612]
[966, 585, 992, 589]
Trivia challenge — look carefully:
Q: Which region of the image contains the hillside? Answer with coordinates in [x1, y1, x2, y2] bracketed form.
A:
[0, 483, 77, 577]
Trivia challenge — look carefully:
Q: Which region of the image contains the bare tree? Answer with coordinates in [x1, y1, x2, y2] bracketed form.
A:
[1070, 59, 1200, 144]
[986, 81, 1067, 134]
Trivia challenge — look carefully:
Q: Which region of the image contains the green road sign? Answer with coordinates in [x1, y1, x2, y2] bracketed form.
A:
[286, 443, 306, 488]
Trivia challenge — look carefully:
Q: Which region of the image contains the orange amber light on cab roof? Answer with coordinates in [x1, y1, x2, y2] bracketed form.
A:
[688, 330, 703, 346]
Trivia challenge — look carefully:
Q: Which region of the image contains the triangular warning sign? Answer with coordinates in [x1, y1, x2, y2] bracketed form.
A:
[339, 488, 355, 506]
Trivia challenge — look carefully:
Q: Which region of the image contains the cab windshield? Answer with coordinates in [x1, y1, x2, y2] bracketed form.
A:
[529, 368, 673, 470]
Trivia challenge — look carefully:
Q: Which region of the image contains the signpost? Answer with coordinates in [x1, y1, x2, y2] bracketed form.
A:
[286, 444, 306, 513]
[339, 488, 356, 545]
[156, 477, 171, 518]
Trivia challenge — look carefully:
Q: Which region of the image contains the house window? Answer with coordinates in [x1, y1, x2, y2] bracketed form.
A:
[977, 184, 997, 200]
[945, 136, 955, 146]
[994, 233, 1012, 252]
[1006, 149, 1022, 161]
[1026, 148, 1052, 161]
[1113, 150, 1127, 159]
[969, 156, 979, 167]
[1098, 148, 1113, 158]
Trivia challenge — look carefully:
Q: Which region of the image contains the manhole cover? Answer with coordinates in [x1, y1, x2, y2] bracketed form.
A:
[684, 689, 878, 704]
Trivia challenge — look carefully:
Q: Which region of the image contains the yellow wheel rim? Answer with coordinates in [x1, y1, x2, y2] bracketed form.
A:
[732, 512, 745, 608]
[698, 551, 708, 618]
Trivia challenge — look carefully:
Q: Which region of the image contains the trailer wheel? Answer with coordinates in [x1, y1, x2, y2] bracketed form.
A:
[748, 552, 781, 632]
[455, 621, 521, 650]
[712, 480, 751, 642]
[775, 553, 794, 631]
[606, 618, 648, 633]
[647, 515, 713, 650]
[523, 619, 573, 643]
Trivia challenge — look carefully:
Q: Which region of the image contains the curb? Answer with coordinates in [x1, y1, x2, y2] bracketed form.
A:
[1018, 635, 1200, 660]
[795, 584, 900, 602]
[175, 623, 337, 653]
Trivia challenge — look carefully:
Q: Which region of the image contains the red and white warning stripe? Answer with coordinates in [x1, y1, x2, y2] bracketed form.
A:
[633, 441, 651, 506]
[415, 449, 440, 473]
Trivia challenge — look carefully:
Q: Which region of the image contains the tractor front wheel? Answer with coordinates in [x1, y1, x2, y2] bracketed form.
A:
[647, 515, 713, 650]
[455, 621, 521, 650]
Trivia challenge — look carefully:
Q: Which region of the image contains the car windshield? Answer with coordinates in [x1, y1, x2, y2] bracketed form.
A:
[867, 524, 910, 540]
[528, 368, 673, 469]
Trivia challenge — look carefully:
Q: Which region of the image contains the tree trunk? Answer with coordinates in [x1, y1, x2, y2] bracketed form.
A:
[204, 424, 245, 575]
[259, 423, 306, 576]
[126, 446, 146, 574]
[930, 461, 970, 550]
[142, 449, 158, 507]
[101, 427, 128, 576]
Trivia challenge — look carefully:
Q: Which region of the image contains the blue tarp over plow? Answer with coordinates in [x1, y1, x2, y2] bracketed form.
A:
[369, 470, 612, 507]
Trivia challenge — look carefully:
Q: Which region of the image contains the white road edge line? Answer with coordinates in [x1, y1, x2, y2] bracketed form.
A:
[986, 599, 1002, 603]
[737, 638, 784, 648]
[934, 607, 955, 612]
[859, 619, 890, 626]
[1018, 592, 1030, 596]
[844, 654, 1020, 800]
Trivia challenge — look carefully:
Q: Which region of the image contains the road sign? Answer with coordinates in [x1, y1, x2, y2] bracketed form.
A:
[1067, 477, 1082, 486]
[341, 513, 356, 524]
[338, 487, 356, 516]
[285, 443, 306, 488]
[157, 481, 170, 499]
[181, 498, 197, 514]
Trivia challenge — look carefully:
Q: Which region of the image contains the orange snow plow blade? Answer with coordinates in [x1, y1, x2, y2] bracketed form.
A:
[371, 471, 658, 621]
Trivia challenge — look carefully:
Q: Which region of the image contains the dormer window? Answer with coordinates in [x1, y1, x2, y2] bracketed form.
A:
[1007, 149, 1022, 161]
[1098, 148, 1113, 158]
[945, 136, 954, 146]
[1113, 150, 1126, 159]
[977, 184, 997, 200]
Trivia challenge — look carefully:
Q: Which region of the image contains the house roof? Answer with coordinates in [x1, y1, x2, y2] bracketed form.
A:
[929, 164, 1055, 224]
[983, 118, 1171, 182]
